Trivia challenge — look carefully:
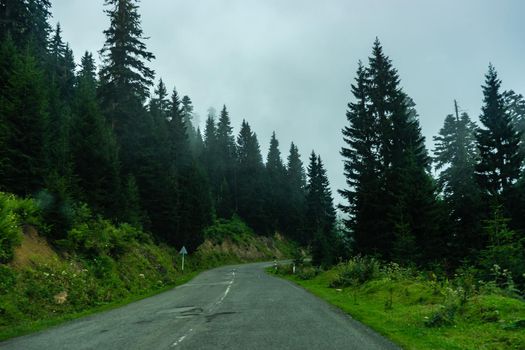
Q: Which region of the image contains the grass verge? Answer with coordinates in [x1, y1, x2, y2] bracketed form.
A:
[270, 262, 525, 350]
[0, 271, 198, 341]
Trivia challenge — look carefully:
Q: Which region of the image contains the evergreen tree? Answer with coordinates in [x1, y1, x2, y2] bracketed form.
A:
[168, 87, 191, 171]
[0, 40, 47, 195]
[181, 95, 199, 150]
[501, 90, 525, 233]
[339, 61, 383, 256]
[44, 23, 75, 196]
[264, 132, 287, 233]
[306, 152, 336, 266]
[236, 120, 266, 231]
[98, 0, 155, 138]
[0, 0, 51, 56]
[71, 52, 121, 217]
[175, 163, 213, 250]
[503, 90, 525, 154]
[433, 101, 482, 260]
[283, 142, 306, 242]
[340, 39, 439, 262]
[475, 65, 523, 197]
[202, 109, 218, 192]
[214, 105, 237, 218]
[149, 79, 169, 121]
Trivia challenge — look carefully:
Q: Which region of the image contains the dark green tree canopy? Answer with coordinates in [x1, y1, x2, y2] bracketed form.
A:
[476, 65, 523, 196]
[98, 0, 155, 111]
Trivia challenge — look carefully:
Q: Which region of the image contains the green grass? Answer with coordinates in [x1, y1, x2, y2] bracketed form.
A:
[0, 271, 198, 341]
[273, 268, 525, 350]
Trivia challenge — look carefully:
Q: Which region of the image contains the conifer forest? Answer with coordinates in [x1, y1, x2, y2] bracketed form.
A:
[0, 1, 524, 348]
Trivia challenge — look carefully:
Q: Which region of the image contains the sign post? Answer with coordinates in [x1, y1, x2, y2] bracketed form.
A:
[179, 246, 188, 272]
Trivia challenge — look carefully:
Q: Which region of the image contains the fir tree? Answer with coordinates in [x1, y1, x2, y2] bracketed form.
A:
[475, 65, 523, 197]
[433, 101, 482, 259]
[0, 42, 47, 195]
[0, 0, 51, 56]
[235, 120, 266, 231]
[181, 95, 199, 149]
[44, 24, 75, 196]
[283, 142, 306, 242]
[71, 52, 121, 217]
[503, 90, 525, 154]
[306, 152, 336, 266]
[98, 0, 155, 136]
[214, 105, 237, 218]
[168, 87, 191, 172]
[264, 132, 286, 233]
[339, 61, 383, 256]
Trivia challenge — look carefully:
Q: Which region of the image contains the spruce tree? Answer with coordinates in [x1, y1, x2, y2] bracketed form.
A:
[503, 90, 525, 155]
[71, 52, 121, 217]
[339, 61, 383, 256]
[433, 101, 482, 259]
[44, 24, 75, 197]
[236, 120, 266, 231]
[181, 95, 199, 149]
[168, 87, 191, 172]
[214, 105, 237, 218]
[0, 0, 51, 56]
[283, 142, 306, 242]
[264, 132, 287, 233]
[98, 0, 155, 138]
[475, 65, 523, 197]
[0, 42, 47, 195]
[340, 39, 439, 262]
[306, 152, 336, 266]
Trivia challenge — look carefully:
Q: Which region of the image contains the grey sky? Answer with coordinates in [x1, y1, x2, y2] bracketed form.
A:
[51, 0, 525, 206]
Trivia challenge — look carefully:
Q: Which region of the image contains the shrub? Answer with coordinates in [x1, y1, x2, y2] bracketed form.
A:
[330, 256, 381, 288]
[63, 218, 142, 258]
[479, 207, 525, 291]
[0, 193, 23, 263]
[0, 265, 16, 294]
[297, 266, 320, 280]
[203, 216, 254, 245]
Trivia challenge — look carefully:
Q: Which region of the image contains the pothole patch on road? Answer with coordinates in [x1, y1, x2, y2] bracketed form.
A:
[158, 306, 204, 319]
[205, 311, 237, 323]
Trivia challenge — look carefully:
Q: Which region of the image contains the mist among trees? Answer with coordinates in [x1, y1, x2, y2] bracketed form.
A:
[1, 0, 524, 286]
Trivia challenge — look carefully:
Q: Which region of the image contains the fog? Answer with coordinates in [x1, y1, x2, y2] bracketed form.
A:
[51, 0, 525, 205]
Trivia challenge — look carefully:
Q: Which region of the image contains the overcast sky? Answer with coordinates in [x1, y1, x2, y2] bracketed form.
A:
[50, 0, 525, 206]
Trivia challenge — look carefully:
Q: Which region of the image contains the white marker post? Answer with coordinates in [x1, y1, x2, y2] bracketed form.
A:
[179, 246, 188, 273]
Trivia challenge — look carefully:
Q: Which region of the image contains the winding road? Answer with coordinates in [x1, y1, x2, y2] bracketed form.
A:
[0, 262, 399, 349]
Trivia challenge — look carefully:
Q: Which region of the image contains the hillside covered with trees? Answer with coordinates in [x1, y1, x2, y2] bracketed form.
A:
[0, 1, 524, 344]
[0, 0, 333, 264]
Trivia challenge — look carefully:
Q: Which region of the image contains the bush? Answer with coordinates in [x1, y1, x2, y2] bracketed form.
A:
[297, 266, 321, 280]
[62, 218, 145, 258]
[330, 256, 381, 288]
[0, 193, 23, 263]
[479, 207, 525, 291]
[0, 266, 16, 294]
[203, 216, 254, 245]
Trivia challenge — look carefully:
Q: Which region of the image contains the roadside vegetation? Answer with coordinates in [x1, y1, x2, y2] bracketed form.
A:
[273, 257, 525, 350]
[0, 193, 293, 341]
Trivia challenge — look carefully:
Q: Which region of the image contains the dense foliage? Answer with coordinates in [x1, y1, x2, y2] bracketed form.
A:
[0, 0, 327, 261]
[340, 40, 525, 290]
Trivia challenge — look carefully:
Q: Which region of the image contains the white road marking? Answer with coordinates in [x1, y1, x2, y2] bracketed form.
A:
[215, 272, 235, 306]
[171, 270, 236, 347]
[171, 328, 193, 347]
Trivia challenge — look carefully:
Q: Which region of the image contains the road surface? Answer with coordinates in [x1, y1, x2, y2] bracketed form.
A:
[0, 262, 399, 349]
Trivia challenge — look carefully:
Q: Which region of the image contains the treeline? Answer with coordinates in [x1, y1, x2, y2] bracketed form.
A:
[341, 39, 525, 286]
[0, 0, 336, 257]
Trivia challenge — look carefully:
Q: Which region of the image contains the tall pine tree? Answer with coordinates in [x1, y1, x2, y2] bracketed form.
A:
[434, 101, 481, 261]
[475, 65, 523, 198]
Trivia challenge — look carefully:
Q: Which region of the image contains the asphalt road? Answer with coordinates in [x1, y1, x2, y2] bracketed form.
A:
[0, 262, 400, 350]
